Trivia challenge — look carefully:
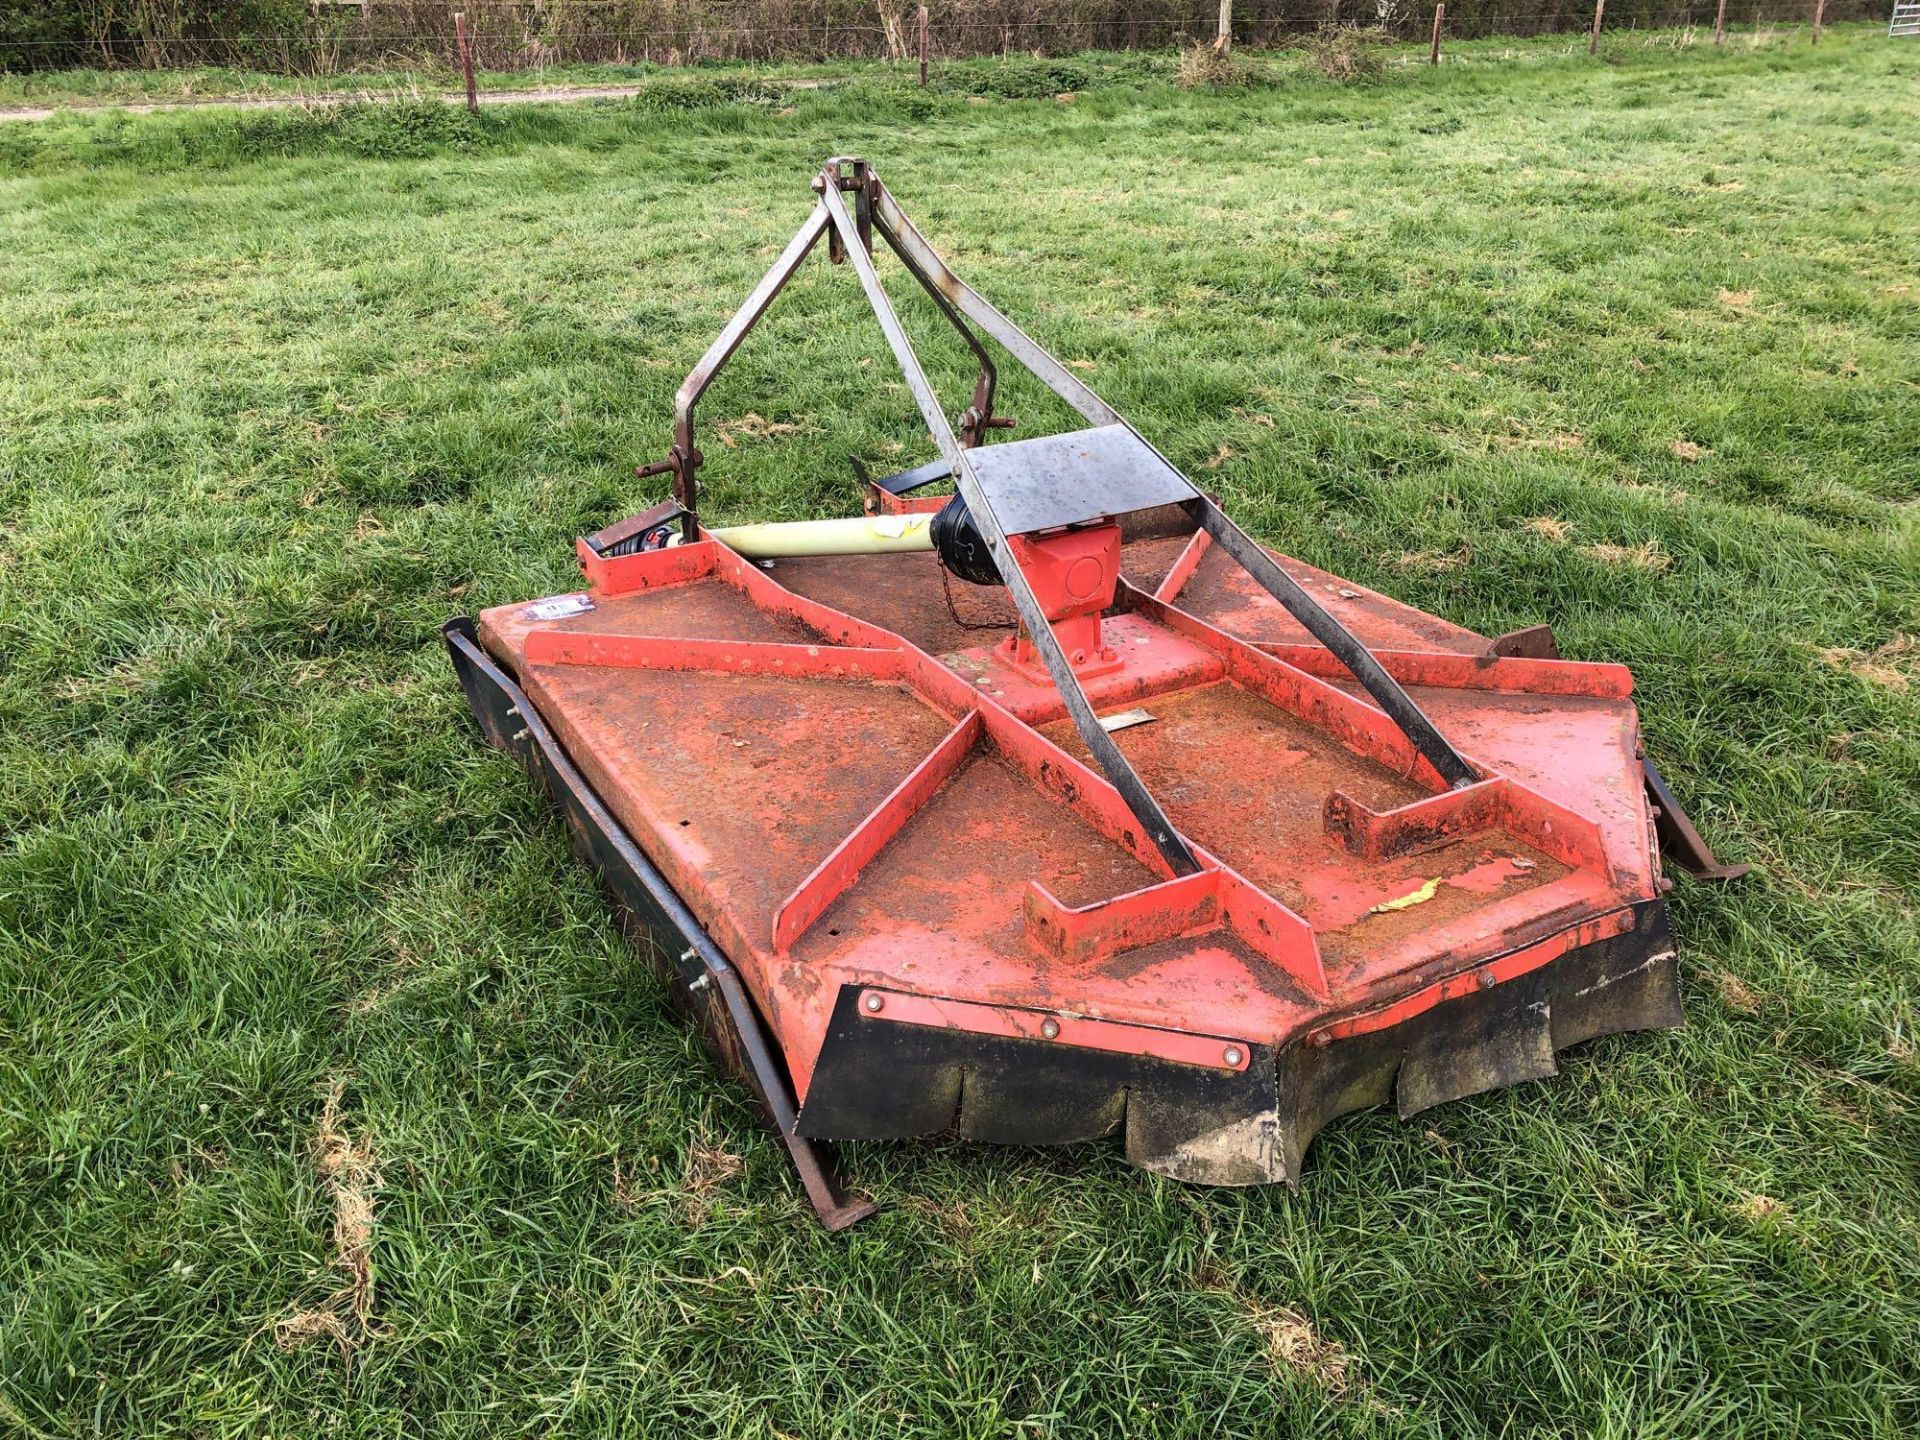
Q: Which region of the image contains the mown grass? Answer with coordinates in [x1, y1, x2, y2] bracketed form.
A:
[2, 23, 1916, 1439]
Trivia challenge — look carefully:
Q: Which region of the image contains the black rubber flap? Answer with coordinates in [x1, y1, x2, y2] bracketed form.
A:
[796, 902, 1680, 1187]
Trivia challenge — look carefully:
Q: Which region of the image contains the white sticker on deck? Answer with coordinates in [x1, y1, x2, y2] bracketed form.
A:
[525, 593, 595, 621]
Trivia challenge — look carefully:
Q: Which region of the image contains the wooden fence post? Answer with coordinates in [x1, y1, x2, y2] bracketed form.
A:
[1713, 0, 1727, 44]
[454, 10, 477, 113]
[1589, 0, 1605, 54]
[1811, 0, 1825, 41]
[1215, 0, 1233, 51]
[918, 6, 928, 85]
[1430, 2, 1445, 63]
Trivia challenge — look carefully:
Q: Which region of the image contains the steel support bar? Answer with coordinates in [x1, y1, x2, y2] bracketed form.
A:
[866, 167, 1473, 790]
[442, 619, 876, 1229]
[819, 165, 1200, 876]
[871, 224, 999, 445]
[1192, 501, 1478, 788]
[667, 203, 831, 538]
[870, 183, 1122, 429]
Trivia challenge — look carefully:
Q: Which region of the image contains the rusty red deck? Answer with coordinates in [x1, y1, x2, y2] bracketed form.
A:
[471, 525, 1672, 1186]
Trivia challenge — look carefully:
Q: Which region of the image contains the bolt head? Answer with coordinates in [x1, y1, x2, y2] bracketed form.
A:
[863, 993, 884, 1014]
[1222, 1046, 1244, 1067]
[1040, 1018, 1061, 1040]
[1478, 970, 1497, 989]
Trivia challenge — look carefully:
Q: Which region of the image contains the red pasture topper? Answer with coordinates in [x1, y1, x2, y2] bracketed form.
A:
[444, 158, 1746, 1229]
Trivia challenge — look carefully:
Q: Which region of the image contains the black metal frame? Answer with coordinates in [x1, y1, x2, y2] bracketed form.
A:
[633, 156, 1477, 877]
[1643, 758, 1752, 883]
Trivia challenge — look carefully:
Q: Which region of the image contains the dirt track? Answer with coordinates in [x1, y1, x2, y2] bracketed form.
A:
[0, 83, 674, 123]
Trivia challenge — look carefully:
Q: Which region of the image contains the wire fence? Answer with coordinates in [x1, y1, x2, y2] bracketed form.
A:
[0, 0, 1894, 74]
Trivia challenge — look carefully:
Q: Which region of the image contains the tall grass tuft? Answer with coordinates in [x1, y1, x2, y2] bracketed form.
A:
[1297, 24, 1391, 82]
[1175, 37, 1254, 88]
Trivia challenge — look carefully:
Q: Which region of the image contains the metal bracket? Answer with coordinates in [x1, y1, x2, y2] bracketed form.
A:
[850, 454, 952, 498]
[1643, 758, 1751, 883]
[1490, 624, 1562, 660]
[586, 498, 690, 558]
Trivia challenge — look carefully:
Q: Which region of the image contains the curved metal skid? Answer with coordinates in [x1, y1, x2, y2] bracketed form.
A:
[444, 618, 875, 1230]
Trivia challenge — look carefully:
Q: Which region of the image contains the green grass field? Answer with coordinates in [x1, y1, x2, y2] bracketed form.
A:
[0, 21, 1841, 111]
[3, 24, 1917, 1438]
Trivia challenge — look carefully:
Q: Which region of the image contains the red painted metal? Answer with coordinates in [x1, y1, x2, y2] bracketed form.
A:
[576, 534, 713, 597]
[1257, 642, 1635, 700]
[1122, 582, 1458, 791]
[1153, 526, 1213, 604]
[1309, 907, 1638, 1044]
[857, 989, 1254, 1072]
[997, 523, 1124, 681]
[773, 710, 983, 952]
[526, 629, 913, 682]
[866, 487, 948, 518]
[1021, 869, 1222, 962]
[945, 613, 1224, 724]
[1023, 865, 1327, 996]
[1324, 777, 1610, 877]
